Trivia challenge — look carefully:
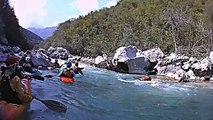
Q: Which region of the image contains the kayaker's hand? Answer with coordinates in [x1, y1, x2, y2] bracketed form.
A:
[31, 95, 36, 99]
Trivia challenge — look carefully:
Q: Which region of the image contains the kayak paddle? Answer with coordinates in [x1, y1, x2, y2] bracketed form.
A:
[31, 75, 45, 81]
[44, 75, 54, 78]
[22, 72, 45, 81]
[34, 97, 67, 112]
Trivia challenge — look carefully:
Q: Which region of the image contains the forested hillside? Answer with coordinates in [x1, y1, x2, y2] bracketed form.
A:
[38, 0, 213, 58]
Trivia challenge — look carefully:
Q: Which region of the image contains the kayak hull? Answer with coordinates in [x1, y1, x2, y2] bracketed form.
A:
[52, 68, 60, 73]
[0, 78, 31, 120]
[143, 76, 151, 81]
[33, 69, 42, 76]
[60, 77, 75, 83]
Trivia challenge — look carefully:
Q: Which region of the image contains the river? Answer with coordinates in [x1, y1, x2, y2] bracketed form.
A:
[24, 66, 213, 120]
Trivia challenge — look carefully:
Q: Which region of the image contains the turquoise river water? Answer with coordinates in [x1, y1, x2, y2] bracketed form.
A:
[23, 66, 213, 120]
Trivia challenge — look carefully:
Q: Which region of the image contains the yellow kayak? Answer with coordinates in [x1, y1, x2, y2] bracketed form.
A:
[0, 78, 31, 120]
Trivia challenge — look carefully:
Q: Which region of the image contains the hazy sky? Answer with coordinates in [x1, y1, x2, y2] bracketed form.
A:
[10, 0, 119, 28]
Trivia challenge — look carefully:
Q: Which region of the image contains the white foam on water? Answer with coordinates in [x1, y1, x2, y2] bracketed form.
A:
[117, 78, 138, 83]
[117, 76, 191, 92]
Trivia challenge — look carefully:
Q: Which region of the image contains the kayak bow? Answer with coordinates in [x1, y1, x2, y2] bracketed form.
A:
[0, 78, 31, 120]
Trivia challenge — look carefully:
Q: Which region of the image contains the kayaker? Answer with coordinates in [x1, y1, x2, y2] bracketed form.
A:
[19, 54, 26, 66]
[58, 67, 75, 78]
[0, 56, 33, 104]
[22, 56, 34, 73]
[71, 62, 84, 76]
[53, 59, 60, 68]
[65, 58, 72, 68]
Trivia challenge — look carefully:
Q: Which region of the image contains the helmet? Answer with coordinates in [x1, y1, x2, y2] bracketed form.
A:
[25, 57, 30, 62]
[66, 61, 72, 68]
[6, 56, 20, 67]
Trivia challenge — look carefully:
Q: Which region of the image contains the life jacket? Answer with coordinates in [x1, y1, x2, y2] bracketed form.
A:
[0, 72, 22, 104]
[71, 68, 78, 74]
[64, 70, 74, 78]
[63, 69, 75, 78]
[23, 62, 33, 73]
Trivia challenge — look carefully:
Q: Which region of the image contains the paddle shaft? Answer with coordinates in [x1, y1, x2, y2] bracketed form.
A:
[22, 72, 45, 81]
[34, 97, 43, 102]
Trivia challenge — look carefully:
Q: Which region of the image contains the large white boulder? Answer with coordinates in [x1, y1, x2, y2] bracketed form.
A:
[209, 51, 213, 63]
[31, 50, 53, 67]
[95, 54, 108, 65]
[47, 46, 56, 55]
[112, 46, 144, 65]
[191, 58, 212, 71]
[47, 47, 69, 60]
[143, 48, 164, 62]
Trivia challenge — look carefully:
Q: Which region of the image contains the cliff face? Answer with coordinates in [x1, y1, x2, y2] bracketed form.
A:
[0, 0, 6, 44]
[20, 27, 44, 46]
[0, 16, 7, 45]
[0, 0, 43, 50]
[0, 0, 30, 50]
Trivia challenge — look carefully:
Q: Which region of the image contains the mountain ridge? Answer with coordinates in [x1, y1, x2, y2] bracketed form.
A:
[28, 26, 57, 39]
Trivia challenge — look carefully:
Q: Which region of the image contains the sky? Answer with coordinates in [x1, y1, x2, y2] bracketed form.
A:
[9, 0, 119, 28]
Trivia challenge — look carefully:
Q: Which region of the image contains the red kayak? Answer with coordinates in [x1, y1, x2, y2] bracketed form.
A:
[60, 77, 75, 83]
[0, 78, 31, 120]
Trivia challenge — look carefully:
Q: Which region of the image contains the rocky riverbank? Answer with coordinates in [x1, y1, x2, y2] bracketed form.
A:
[0, 45, 212, 84]
[92, 46, 213, 83]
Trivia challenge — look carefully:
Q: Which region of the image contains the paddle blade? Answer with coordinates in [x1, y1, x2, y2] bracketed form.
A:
[79, 67, 84, 70]
[41, 100, 67, 112]
[44, 75, 54, 78]
[32, 75, 44, 81]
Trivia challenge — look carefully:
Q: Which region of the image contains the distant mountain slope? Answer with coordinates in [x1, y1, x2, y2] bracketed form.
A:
[20, 27, 44, 45]
[28, 27, 57, 39]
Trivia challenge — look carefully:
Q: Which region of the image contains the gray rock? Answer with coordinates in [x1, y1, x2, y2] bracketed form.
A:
[0, 52, 7, 62]
[127, 57, 150, 74]
[12, 46, 21, 53]
[112, 46, 145, 65]
[48, 47, 69, 60]
[30, 51, 53, 67]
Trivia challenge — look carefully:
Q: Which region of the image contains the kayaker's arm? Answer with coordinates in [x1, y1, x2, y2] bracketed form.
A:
[11, 76, 33, 103]
[78, 68, 84, 76]
[57, 68, 65, 77]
